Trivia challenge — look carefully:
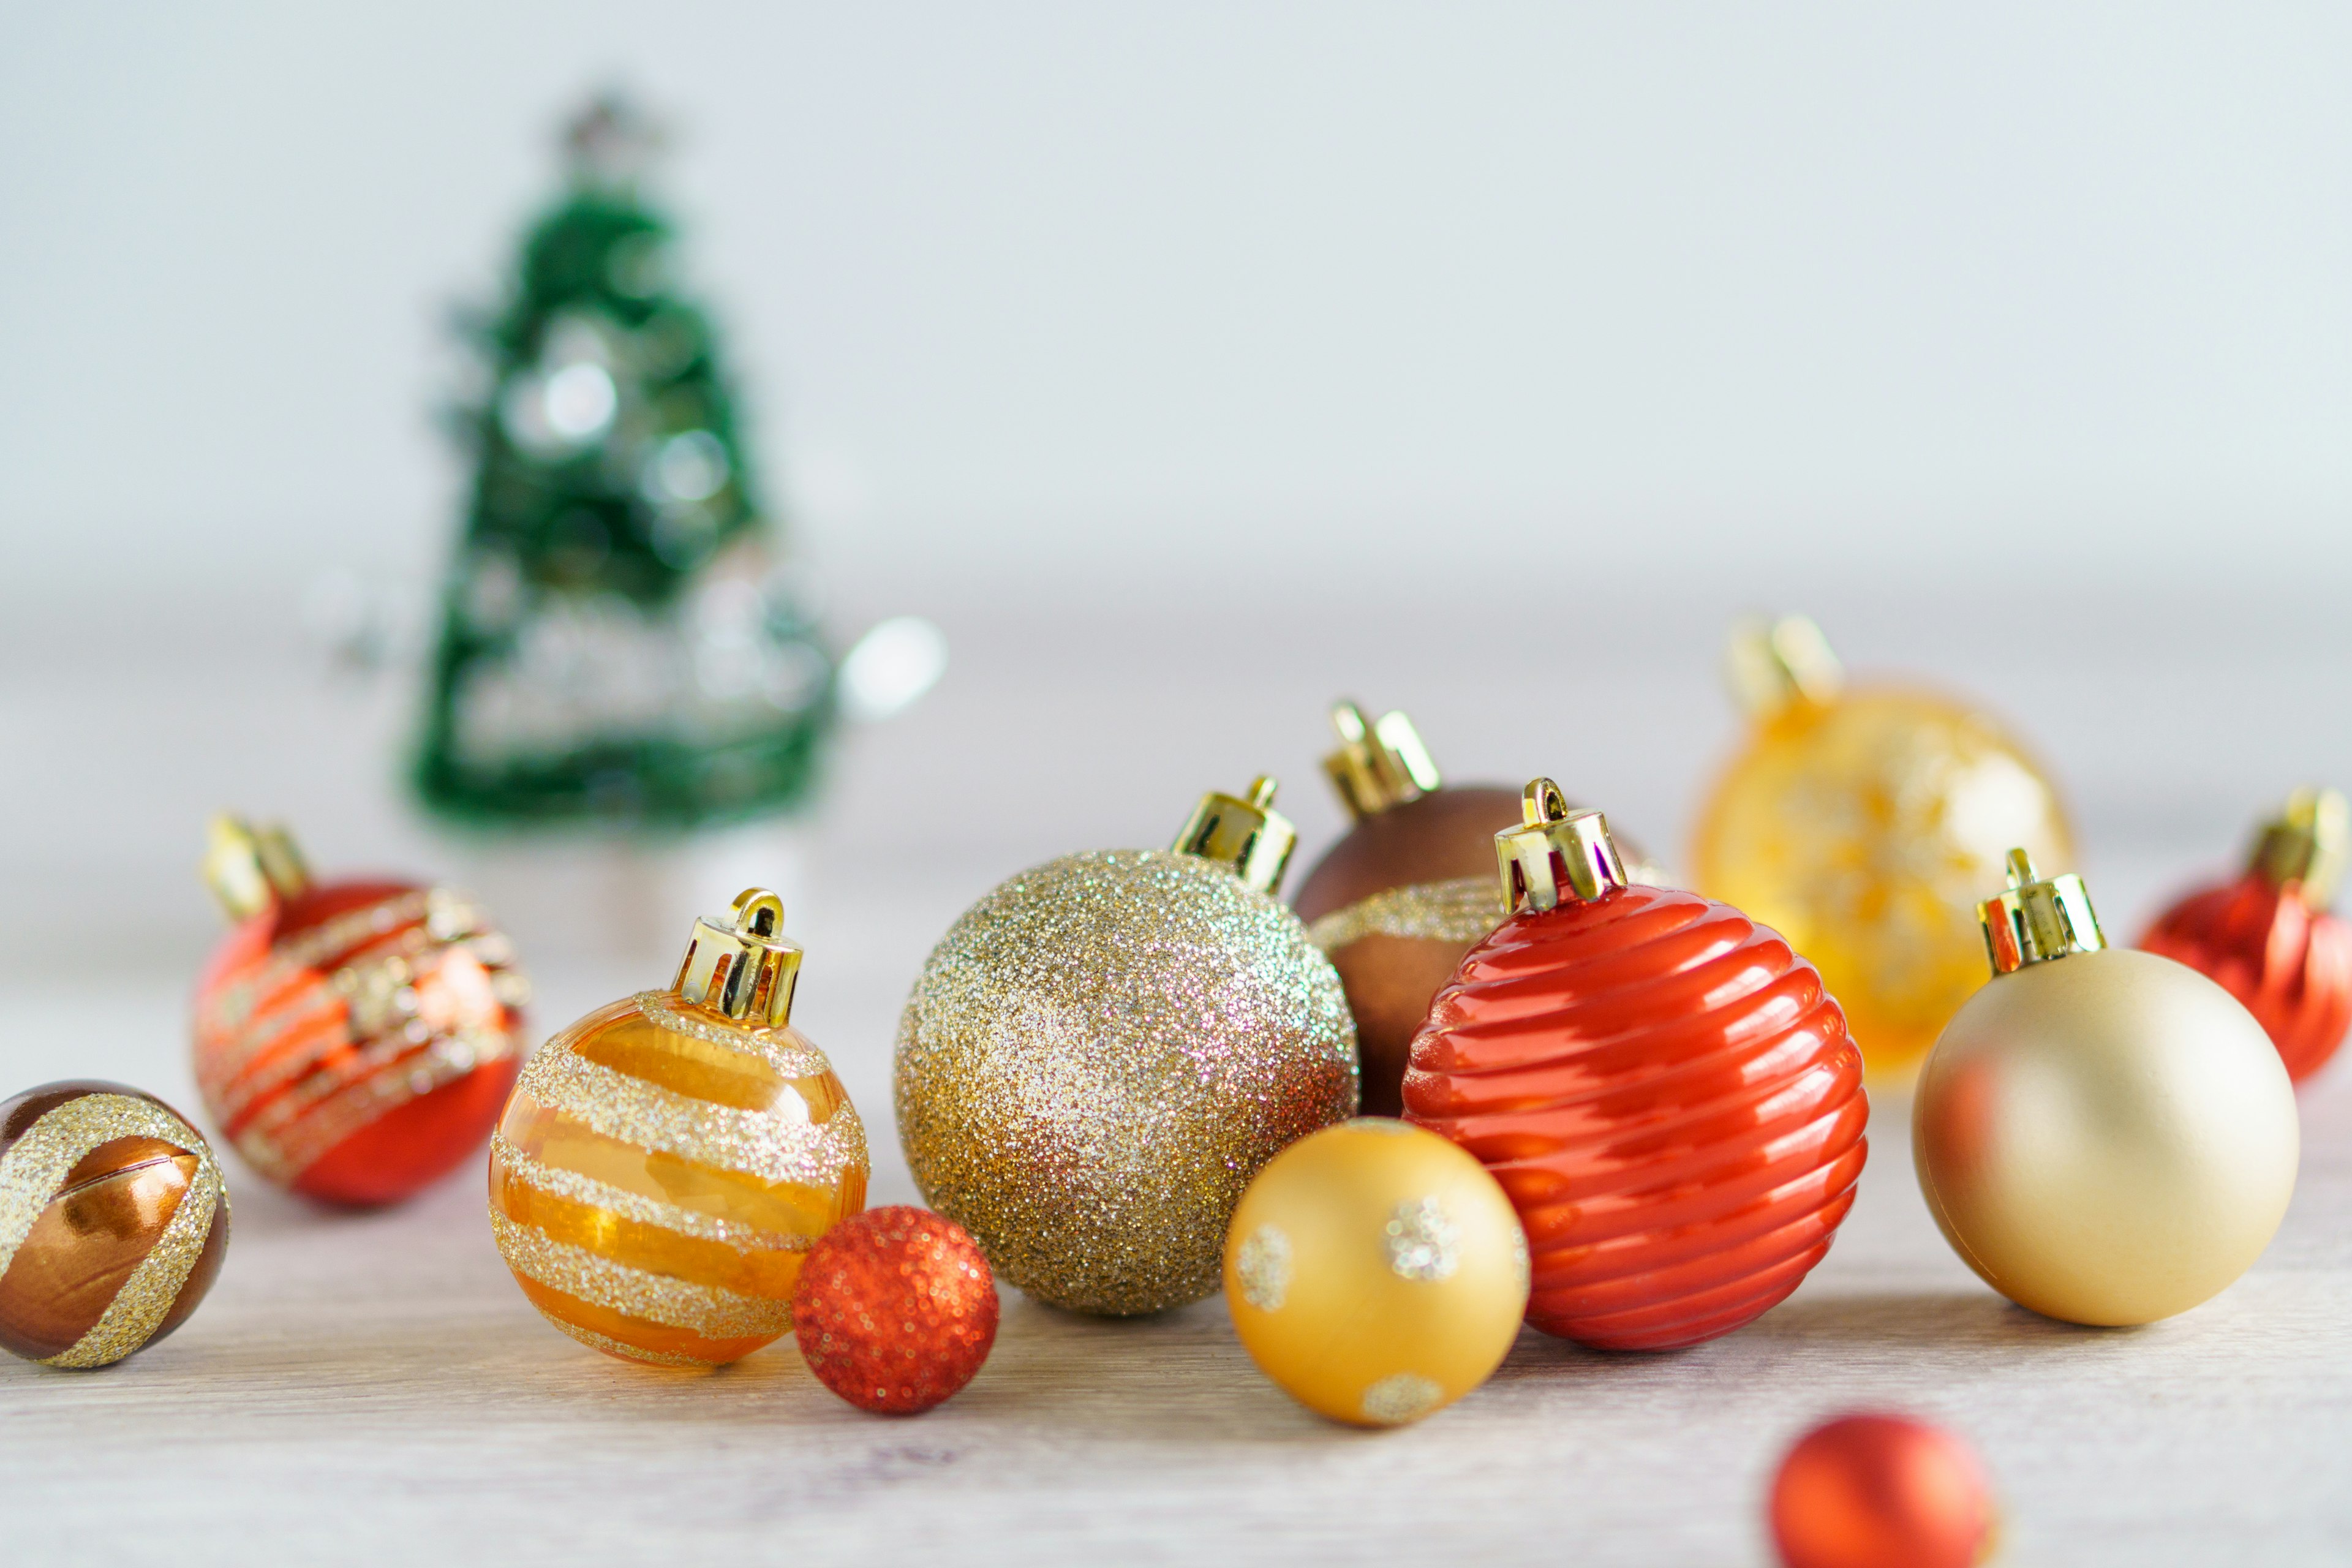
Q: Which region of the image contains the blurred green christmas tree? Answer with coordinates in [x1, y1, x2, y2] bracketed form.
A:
[415, 96, 833, 830]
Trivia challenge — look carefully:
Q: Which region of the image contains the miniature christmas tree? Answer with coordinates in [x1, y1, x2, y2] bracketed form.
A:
[415, 96, 834, 830]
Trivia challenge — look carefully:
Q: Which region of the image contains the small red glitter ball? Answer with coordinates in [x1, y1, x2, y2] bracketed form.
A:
[1770, 1412, 1993, 1568]
[792, 1206, 999, 1414]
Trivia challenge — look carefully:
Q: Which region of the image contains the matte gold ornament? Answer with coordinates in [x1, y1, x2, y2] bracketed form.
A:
[1694, 616, 2073, 1083]
[1293, 703, 1660, 1117]
[1914, 851, 2298, 1327]
[1224, 1117, 1526, 1427]
[895, 777, 1359, 1316]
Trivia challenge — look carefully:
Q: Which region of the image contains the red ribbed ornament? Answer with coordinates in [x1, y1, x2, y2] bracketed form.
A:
[191, 818, 529, 1206]
[1403, 782, 1868, 1351]
[2139, 788, 2352, 1086]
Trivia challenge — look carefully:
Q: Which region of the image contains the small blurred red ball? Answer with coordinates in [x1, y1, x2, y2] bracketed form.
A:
[792, 1206, 998, 1414]
[1770, 1412, 1993, 1568]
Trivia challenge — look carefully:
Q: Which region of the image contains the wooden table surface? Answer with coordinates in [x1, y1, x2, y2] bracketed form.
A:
[3, 583, 2348, 1564]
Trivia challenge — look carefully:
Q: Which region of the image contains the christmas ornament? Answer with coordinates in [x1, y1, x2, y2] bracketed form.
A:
[1294, 701, 1659, 1117]
[2140, 786, 2352, 1085]
[192, 816, 529, 1205]
[0, 1082, 229, 1368]
[416, 93, 834, 829]
[490, 888, 868, 1366]
[1406, 780, 1866, 1350]
[792, 1205, 998, 1414]
[1770, 1412, 1994, 1568]
[1915, 851, 2299, 1326]
[895, 776, 1358, 1316]
[1224, 1118, 1526, 1428]
[1691, 615, 2071, 1082]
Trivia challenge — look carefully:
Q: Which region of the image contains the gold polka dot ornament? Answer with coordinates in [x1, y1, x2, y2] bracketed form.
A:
[1693, 615, 2072, 1083]
[1224, 1118, 1526, 1427]
[489, 889, 868, 1367]
[895, 777, 1359, 1317]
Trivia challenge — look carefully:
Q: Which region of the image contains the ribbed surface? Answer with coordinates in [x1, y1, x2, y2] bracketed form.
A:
[2141, 875, 2352, 1085]
[1402, 883, 1866, 1351]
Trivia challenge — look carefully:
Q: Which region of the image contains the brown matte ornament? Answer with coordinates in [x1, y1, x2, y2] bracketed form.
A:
[0, 1081, 231, 1368]
[1294, 704, 1651, 1116]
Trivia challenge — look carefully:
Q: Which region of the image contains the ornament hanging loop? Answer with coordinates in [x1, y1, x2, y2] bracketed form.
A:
[1172, 776, 1299, 896]
[1322, 701, 1442, 820]
[202, 814, 312, 921]
[1978, 849, 2105, 974]
[674, 886, 804, 1027]
[1726, 614, 1845, 720]
[2250, 785, 2350, 909]
[1494, 778, 1626, 913]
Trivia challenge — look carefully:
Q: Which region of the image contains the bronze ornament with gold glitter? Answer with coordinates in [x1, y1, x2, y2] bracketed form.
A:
[1292, 703, 1659, 1116]
[0, 1080, 230, 1369]
[894, 777, 1359, 1316]
[488, 888, 868, 1367]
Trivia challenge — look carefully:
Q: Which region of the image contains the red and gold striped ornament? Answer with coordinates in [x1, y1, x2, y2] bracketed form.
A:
[491, 889, 869, 1368]
[1405, 781, 1868, 1351]
[2140, 787, 2352, 1085]
[191, 817, 529, 1206]
[0, 1081, 230, 1368]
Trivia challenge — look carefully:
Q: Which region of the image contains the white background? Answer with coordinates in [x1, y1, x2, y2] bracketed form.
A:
[6, 2, 2352, 606]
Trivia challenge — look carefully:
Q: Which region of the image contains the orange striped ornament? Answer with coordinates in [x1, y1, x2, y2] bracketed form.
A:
[193, 820, 529, 1207]
[489, 890, 868, 1368]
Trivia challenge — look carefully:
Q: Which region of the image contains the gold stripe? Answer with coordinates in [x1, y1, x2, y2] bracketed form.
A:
[489, 1212, 792, 1338]
[0, 1095, 216, 1281]
[45, 1158, 223, 1368]
[516, 1040, 867, 1190]
[543, 1316, 715, 1368]
[491, 1133, 809, 1254]
[251, 1028, 519, 1180]
[633, 992, 831, 1077]
[1306, 877, 1506, 952]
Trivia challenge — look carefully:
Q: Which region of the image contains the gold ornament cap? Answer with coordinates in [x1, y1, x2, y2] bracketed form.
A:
[1494, 779, 1627, 913]
[1172, 775, 1298, 896]
[2248, 786, 2349, 910]
[672, 888, 802, 1027]
[1979, 849, 2105, 975]
[1322, 701, 1443, 820]
[202, 814, 312, 921]
[1726, 614, 1846, 720]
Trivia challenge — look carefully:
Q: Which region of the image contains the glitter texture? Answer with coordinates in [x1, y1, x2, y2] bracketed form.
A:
[489, 992, 867, 1366]
[1359, 1372, 1445, 1426]
[0, 1090, 229, 1368]
[791, 1205, 998, 1414]
[1306, 877, 1505, 952]
[1233, 1224, 1292, 1311]
[895, 850, 1357, 1316]
[490, 1211, 791, 1338]
[1384, 1197, 1460, 1281]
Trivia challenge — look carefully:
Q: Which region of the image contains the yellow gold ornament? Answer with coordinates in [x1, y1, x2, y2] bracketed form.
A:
[489, 888, 868, 1366]
[1914, 851, 2298, 1327]
[1692, 615, 2072, 1082]
[1224, 1118, 1526, 1427]
[895, 777, 1359, 1316]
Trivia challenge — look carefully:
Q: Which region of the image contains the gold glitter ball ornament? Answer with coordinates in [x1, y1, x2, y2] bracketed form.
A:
[895, 778, 1359, 1316]
[1692, 616, 2072, 1084]
[1915, 853, 2297, 1327]
[1224, 1118, 1526, 1428]
[489, 889, 869, 1367]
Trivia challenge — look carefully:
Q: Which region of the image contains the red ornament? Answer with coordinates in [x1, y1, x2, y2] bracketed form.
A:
[2139, 786, 2352, 1085]
[191, 817, 528, 1206]
[1403, 782, 1867, 1351]
[1770, 1412, 1994, 1568]
[793, 1205, 999, 1414]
